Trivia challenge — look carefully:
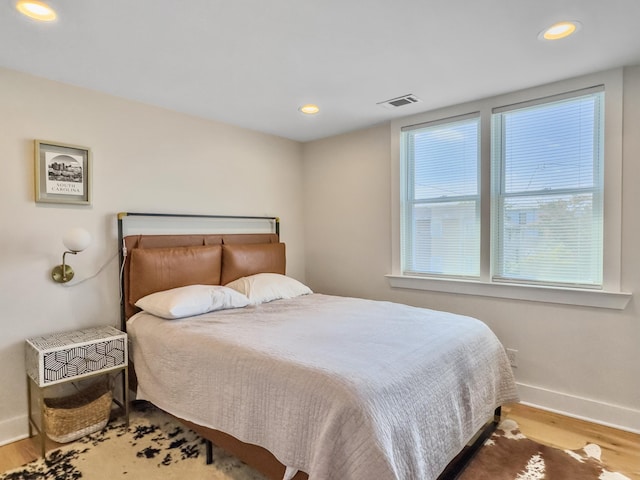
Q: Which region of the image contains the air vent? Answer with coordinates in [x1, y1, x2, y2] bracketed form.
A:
[377, 94, 422, 110]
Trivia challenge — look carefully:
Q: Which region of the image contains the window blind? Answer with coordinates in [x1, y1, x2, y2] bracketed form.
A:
[402, 114, 480, 277]
[491, 89, 604, 287]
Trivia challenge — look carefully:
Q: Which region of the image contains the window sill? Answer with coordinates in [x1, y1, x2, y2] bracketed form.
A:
[385, 275, 631, 310]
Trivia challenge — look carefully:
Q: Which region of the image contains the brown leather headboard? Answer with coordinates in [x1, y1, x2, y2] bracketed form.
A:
[129, 245, 223, 306]
[122, 233, 283, 321]
[221, 243, 286, 285]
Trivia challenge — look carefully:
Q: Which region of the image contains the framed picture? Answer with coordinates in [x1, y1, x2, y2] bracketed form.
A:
[34, 140, 92, 205]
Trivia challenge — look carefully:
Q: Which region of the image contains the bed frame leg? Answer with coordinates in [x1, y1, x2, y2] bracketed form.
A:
[437, 406, 503, 480]
[205, 439, 213, 465]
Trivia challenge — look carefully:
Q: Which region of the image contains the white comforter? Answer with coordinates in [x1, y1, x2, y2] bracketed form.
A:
[127, 294, 518, 480]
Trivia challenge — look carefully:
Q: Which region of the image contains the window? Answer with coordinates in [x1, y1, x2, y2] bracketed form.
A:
[401, 114, 480, 277]
[398, 87, 614, 289]
[391, 69, 628, 308]
[491, 89, 604, 288]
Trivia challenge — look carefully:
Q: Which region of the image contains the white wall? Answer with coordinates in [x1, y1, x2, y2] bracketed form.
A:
[302, 67, 640, 432]
[0, 67, 305, 445]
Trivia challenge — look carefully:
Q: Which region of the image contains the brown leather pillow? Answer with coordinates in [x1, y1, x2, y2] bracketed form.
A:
[221, 243, 285, 285]
[129, 245, 222, 305]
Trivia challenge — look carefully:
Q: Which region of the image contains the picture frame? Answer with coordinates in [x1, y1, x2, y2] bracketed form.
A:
[34, 140, 92, 205]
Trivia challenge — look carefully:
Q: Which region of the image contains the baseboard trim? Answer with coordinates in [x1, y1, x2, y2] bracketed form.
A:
[0, 414, 29, 447]
[516, 382, 640, 434]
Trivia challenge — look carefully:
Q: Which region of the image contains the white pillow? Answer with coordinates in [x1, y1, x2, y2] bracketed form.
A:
[135, 284, 250, 319]
[225, 273, 312, 304]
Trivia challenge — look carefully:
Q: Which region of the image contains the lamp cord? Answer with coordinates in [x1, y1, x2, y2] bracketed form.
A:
[118, 248, 127, 303]
[62, 252, 118, 287]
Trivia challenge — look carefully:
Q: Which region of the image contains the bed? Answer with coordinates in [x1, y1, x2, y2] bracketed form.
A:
[118, 213, 518, 480]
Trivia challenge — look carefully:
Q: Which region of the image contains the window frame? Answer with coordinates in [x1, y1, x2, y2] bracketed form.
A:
[388, 68, 630, 309]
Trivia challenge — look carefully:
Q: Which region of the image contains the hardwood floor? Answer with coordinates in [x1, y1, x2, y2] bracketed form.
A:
[1, 403, 638, 478]
[503, 403, 640, 480]
[0, 437, 40, 474]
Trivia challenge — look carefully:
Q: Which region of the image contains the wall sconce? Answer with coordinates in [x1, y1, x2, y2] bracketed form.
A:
[51, 227, 92, 283]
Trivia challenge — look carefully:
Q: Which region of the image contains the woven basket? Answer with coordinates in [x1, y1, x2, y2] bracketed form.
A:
[43, 377, 113, 443]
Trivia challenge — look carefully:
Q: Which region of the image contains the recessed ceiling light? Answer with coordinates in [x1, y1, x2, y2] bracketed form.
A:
[16, 0, 57, 22]
[298, 104, 320, 115]
[540, 21, 581, 40]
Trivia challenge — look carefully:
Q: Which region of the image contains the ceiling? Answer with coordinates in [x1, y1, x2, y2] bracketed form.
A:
[2, 0, 640, 143]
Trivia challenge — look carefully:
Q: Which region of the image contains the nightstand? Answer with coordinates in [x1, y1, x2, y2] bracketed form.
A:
[25, 325, 129, 457]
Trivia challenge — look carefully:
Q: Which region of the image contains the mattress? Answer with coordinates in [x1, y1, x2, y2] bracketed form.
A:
[127, 293, 518, 480]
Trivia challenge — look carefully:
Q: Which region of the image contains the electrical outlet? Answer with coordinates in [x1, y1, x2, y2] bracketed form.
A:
[506, 348, 518, 368]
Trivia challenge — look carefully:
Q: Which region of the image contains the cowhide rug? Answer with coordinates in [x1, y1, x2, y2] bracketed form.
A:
[1, 401, 265, 480]
[0, 404, 632, 480]
[458, 418, 632, 480]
